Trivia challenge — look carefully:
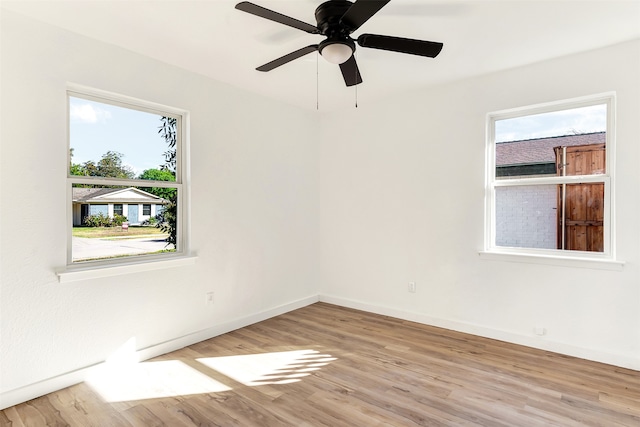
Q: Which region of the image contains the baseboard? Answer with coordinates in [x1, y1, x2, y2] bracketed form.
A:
[0, 294, 319, 410]
[319, 294, 640, 371]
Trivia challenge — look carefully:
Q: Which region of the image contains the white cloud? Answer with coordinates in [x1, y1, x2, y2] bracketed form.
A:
[496, 104, 606, 142]
[70, 103, 112, 124]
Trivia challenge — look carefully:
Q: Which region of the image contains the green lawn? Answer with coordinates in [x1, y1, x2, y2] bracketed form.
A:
[73, 226, 167, 239]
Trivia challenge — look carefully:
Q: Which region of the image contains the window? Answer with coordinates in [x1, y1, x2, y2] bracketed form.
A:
[67, 86, 186, 265]
[485, 94, 614, 260]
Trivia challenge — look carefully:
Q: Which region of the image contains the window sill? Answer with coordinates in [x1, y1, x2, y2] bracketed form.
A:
[478, 250, 624, 271]
[56, 254, 198, 283]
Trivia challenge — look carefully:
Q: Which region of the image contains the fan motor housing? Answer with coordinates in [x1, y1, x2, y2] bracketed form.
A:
[315, 0, 354, 36]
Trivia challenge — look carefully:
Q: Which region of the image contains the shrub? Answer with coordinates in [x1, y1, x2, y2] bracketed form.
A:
[84, 212, 110, 227]
[112, 214, 128, 226]
[141, 216, 158, 226]
[83, 213, 128, 227]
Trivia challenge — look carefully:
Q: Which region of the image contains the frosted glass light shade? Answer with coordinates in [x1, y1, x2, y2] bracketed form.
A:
[321, 43, 353, 64]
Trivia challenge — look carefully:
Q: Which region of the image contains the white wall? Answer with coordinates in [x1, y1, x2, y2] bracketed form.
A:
[0, 10, 320, 406]
[317, 40, 640, 369]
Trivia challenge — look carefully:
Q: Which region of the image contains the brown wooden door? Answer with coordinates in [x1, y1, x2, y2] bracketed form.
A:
[555, 143, 605, 252]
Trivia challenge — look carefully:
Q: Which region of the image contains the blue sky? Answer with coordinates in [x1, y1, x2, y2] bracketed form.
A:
[70, 97, 606, 168]
[495, 104, 607, 143]
[69, 97, 169, 176]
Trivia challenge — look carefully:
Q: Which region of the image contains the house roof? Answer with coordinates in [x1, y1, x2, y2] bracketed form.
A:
[72, 187, 120, 201]
[496, 132, 606, 166]
[72, 187, 165, 203]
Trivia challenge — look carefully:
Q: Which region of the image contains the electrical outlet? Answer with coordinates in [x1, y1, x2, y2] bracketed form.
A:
[408, 282, 416, 293]
[534, 326, 546, 336]
[206, 291, 215, 305]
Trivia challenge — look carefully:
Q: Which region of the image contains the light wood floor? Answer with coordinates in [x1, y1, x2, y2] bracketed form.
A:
[2, 302, 639, 426]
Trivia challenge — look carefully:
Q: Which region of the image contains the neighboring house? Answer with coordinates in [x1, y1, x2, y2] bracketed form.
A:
[496, 131, 605, 178]
[495, 132, 606, 251]
[72, 187, 168, 226]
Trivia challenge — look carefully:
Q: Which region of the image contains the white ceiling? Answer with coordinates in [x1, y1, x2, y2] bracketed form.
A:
[3, 0, 640, 110]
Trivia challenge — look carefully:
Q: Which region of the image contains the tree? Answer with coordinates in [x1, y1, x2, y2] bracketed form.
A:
[138, 168, 176, 200]
[92, 151, 135, 178]
[138, 168, 175, 181]
[69, 150, 134, 179]
[156, 117, 177, 248]
[69, 148, 86, 176]
[158, 116, 177, 172]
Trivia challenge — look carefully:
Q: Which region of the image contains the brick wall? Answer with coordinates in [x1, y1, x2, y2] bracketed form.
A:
[495, 185, 557, 249]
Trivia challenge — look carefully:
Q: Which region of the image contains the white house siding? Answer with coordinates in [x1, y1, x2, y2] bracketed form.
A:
[495, 185, 557, 249]
[71, 188, 167, 225]
[72, 203, 163, 226]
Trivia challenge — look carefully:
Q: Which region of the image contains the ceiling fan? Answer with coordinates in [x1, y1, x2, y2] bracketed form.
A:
[235, 0, 443, 87]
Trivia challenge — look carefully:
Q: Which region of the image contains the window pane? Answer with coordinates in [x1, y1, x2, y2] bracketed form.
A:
[495, 183, 605, 252]
[495, 104, 606, 180]
[71, 185, 176, 262]
[495, 185, 558, 250]
[69, 97, 172, 177]
[68, 92, 180, 265]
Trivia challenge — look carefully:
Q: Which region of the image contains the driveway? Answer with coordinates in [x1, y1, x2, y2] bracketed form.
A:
[72, 236, 171, 261]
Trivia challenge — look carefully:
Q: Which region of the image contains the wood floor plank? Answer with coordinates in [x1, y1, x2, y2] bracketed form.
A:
[0, 407, 26, 427]
[130, 400, 194, 427]
[174, 394, 243, 427]
[2, 302, 639, 426]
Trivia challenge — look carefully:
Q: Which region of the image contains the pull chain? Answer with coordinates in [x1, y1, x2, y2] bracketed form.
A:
[354, 51, 358, 108]
[316, 52, 319, 110]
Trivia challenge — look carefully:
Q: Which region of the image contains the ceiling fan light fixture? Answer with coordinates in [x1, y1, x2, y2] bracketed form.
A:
[320, 42, 354, 64]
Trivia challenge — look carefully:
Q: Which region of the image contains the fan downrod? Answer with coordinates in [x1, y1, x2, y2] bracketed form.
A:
[314, 0, 354, 36]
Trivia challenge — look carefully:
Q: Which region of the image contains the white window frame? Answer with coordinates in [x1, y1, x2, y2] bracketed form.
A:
[58, 84, 195, 282]
[481, 93, 623, 270]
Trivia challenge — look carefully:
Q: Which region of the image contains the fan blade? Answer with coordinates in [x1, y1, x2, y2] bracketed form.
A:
[256, 45, 319, 72]
[339, 55, 363, 87]
[340, 0, 390, 32]
[357, 34, 443, 58]
[235, 2, 319, 34]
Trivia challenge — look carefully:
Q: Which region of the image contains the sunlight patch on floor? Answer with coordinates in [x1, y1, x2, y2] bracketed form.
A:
[197, 349, 337, 386]
[85, 343, 337, 402]
[86, 359, 231, 402]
